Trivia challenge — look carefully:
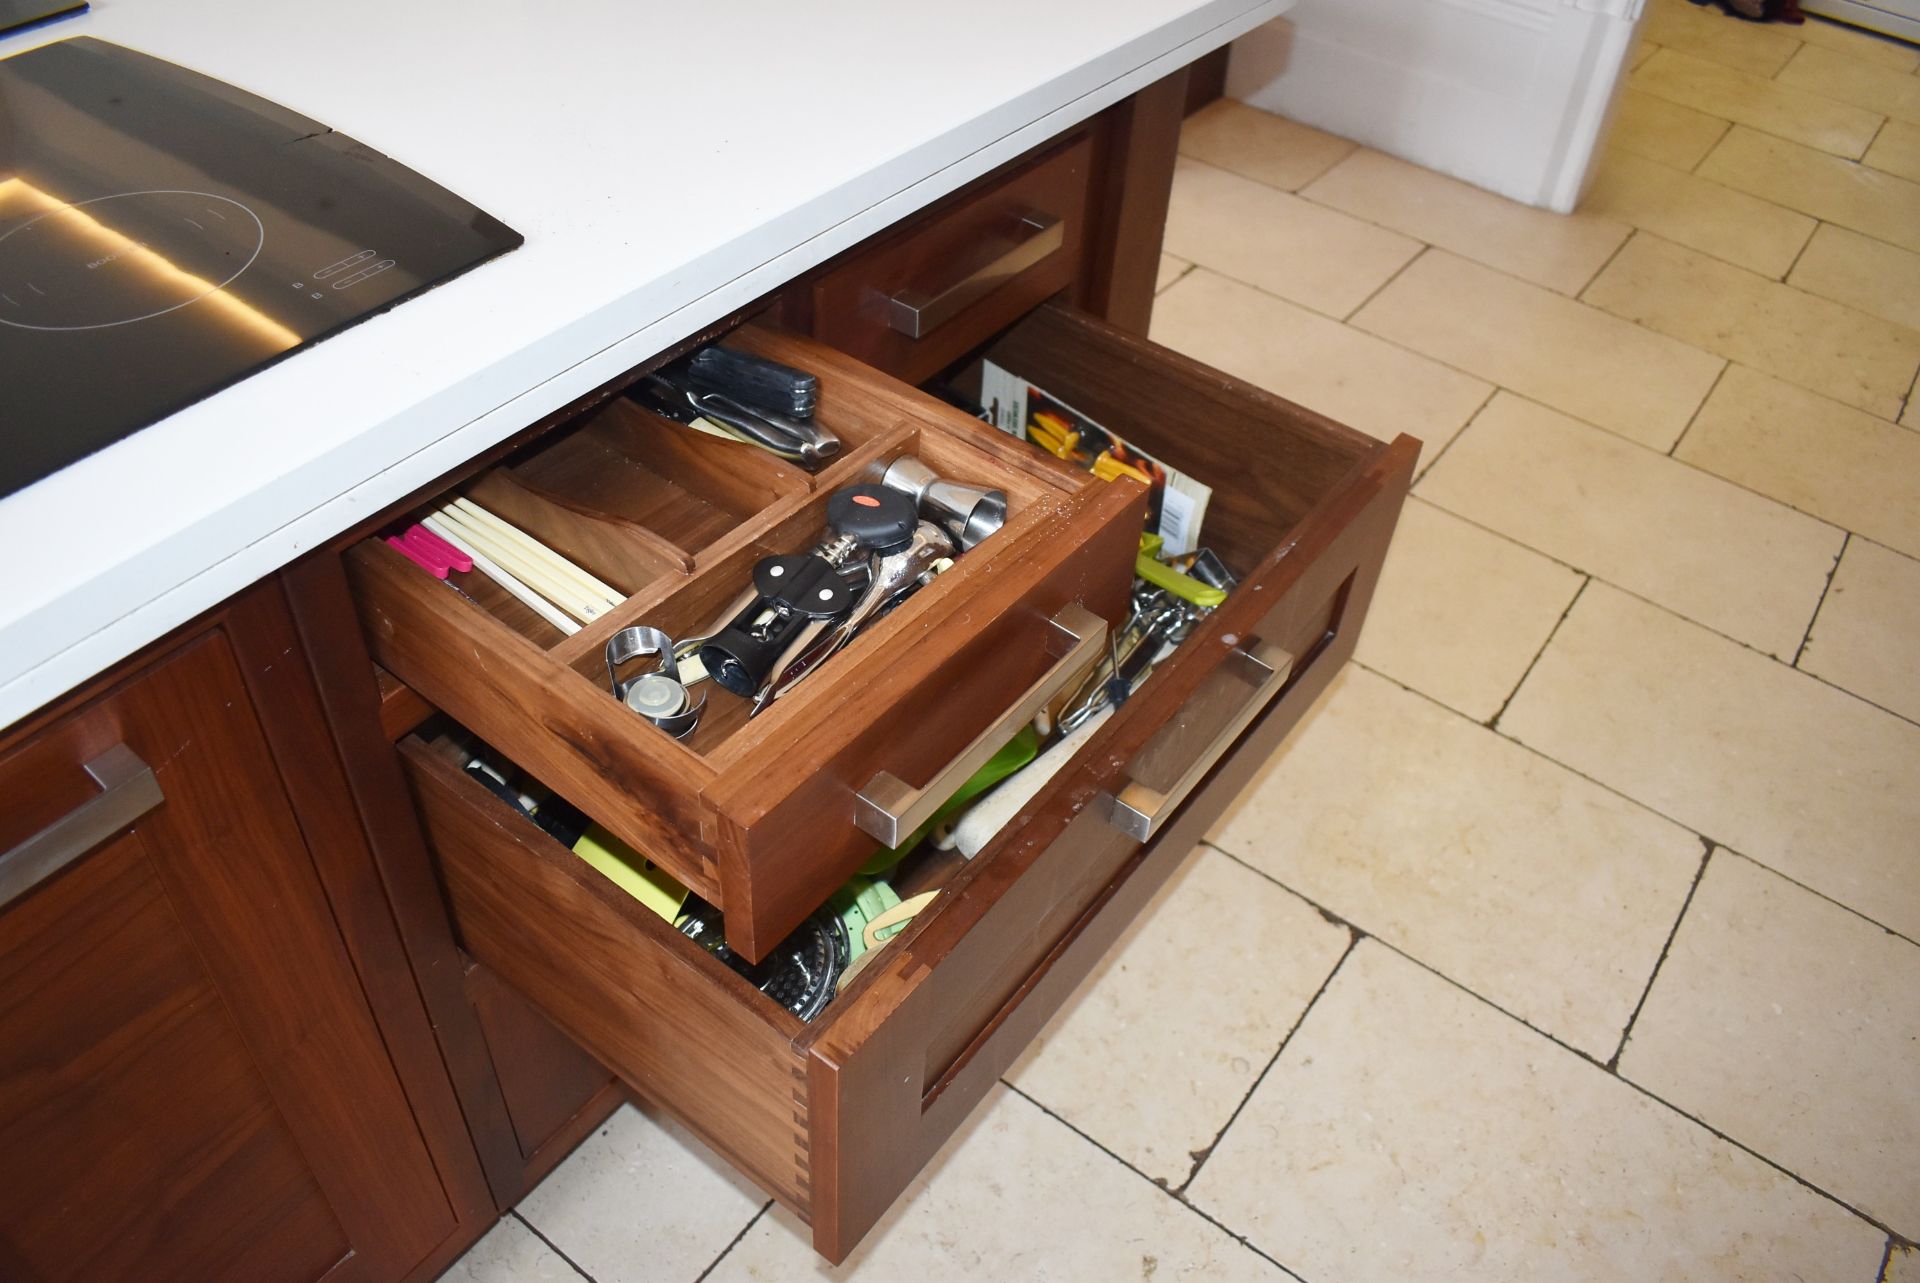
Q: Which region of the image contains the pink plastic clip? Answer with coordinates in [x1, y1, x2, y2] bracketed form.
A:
[405, 522, 473, 573]
[386, 534, 449, 579]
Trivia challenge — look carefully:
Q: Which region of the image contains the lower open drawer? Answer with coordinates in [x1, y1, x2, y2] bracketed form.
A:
[397, 303, 1415, 1262]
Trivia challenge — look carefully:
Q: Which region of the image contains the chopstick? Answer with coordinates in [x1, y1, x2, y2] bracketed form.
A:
[448, 498, 623, 611]
[430, 503, 625, 628]
[419, 514, 581, 636]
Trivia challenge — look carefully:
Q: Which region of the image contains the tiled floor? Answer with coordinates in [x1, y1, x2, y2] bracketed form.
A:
[448, 4, 1920, 1279]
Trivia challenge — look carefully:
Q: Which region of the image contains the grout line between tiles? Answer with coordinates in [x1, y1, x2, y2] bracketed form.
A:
[1777, 216, 1823, 282]
[1792, 531, 1849, 668]
[1623, 82, 1877, 166]
[1155, 261, 1196, 298]
[1686, 119, 1735, 175]
[1488, 576, 1590, 731]
[1579, 232, 1920, 410]
[1668, 361, 1729, 456]
[511, 1209, 602, 1283]
[999, 1081, 1313, 1283]
[1878, 1237, 1896, 1283]
[1408, 383, 1499, 486]
[1608, 841, 1716, 1072]
[1168, 261, 1503, 401]
[1345, 658, 1920, 946]
[1409, 438, 1920, 731]
[1574, 224, 1638, 298]
[1177, 138, 1351, 202]
[1174, 930, 1362, 1198]
[1718, 845, 1920, 950]
[691, 1200, 772, 1283]
[1340, 243, 1428, 323]
[1196, 845, 1912, 1245]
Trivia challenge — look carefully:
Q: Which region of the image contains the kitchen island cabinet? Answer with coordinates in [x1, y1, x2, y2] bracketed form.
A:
[0, 5, 1408, 1275]
[0, 583, 495, 1282]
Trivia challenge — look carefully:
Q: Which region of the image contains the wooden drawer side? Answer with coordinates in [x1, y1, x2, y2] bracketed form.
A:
[801, 433, 1417, 1262]
[399, 741, 814, 1216]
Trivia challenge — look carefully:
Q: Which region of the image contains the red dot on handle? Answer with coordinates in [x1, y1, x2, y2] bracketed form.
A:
[853, 494, 880, 507]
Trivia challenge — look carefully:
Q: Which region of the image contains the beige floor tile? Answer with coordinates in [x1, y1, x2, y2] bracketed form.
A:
[1796, 14, 1920, 73]
[1154, 252, 1189, 293]
[1779, 42, 1920, 124]
[708, 1086, 1286, 1282]
[1583, 150, 1815, 278]
[1866, 118, 1920, 182]
[1419, 392, 1844, 658]
[1150, 269, 1492, 466]
[1163, 158, 1422, 318]
[1788, 222, 1920, 330]
[1631, 48, 1883, 159]
[1301, 148, 1630, 294]
[1605, 88, 1734, 171]
[1005, 847, 1349, 1188]
[1619, 854, 1920, 1235]
[1801, 538, 1920, 721]
[445, 1217, 587, 1283]
[1677, 365, 1920, 559]
[1352, 250, 1724, 450]
[1501, 583, 1920, 940]
[1642, 0, 1801, 77]
[1186, 942, 1884, 1283]
[1179, 98, 1356, 192]
[1209, 667, 1702, 1058]
[1700, 125, 1920, 253]
[1352, 497, 1585, 720]
[1584, 234, 1920, 420]
[1891, 1246, 1920, 1282]
[517, 1103, 765, 1283]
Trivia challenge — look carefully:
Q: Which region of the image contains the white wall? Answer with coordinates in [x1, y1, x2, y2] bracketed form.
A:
[1227, 0, 1645, 212]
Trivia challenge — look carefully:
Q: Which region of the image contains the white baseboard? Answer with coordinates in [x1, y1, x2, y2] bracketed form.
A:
[1227, 0, 1643, 212]
[1800, 0, 1920, 43]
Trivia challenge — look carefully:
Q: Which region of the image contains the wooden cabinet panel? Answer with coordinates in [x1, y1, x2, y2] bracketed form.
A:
[0, 627, 453, 1283]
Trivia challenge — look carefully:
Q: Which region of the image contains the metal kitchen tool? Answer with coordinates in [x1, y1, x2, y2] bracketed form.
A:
[755, 520, 956, 711]
[638, 373, 840, 469]
[605, 626, 706, 739]
[682, 344, 819, 418]
[697, 485, 915, 699]
[879, 456, 1007, 550]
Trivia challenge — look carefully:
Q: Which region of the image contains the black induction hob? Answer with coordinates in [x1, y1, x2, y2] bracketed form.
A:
[0, 37, 522, 498]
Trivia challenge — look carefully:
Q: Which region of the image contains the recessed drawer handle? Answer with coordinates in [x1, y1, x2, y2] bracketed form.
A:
[1102, 640, 1294, 843]
[854, 602, 1106, 847]
[886, 212, 1064, 339]
[1, 744, 164, 910]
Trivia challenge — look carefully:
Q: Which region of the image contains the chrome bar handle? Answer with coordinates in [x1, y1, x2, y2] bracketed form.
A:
[0, 745, 164, 910]
[885, 213, 1064, 338]
[1102, 640, 1294, 843]
[854, 602, 1106, 847]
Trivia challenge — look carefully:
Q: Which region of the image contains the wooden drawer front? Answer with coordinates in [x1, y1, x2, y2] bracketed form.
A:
[804, 317, 1415, 1255]
[402, 740, 817, 1214]
[400, 301, 1413, 1264]
[804, 136, 1094, 385]
[350, 324, 1142, 961]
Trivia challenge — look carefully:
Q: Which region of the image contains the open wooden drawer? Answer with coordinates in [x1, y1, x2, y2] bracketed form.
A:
[394, 302, 1416, 1261]
[348, 325, 1144, 959]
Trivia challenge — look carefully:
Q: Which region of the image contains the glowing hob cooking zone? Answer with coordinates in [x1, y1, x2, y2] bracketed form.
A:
[0, 37, 521, 499]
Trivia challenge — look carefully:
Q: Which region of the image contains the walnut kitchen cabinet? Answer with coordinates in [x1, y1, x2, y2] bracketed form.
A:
[0, 583, 494, 1283]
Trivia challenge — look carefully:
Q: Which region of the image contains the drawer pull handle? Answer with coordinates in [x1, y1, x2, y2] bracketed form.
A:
[1, 745, 164, 909]
[886, 212, 1064, 339]
[1103, 640, 1294, 843]
[854, 602, 1106, 847]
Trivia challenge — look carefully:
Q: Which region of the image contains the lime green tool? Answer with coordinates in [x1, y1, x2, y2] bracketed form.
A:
[1136, 532, 1228, 608]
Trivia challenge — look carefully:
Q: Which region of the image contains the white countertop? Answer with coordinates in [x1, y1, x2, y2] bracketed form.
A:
[0, 0, 1288, 730]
